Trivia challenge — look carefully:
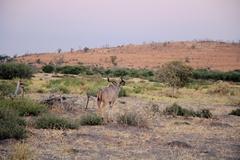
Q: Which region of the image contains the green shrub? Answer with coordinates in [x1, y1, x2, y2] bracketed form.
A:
[59, 65, 91, 75]
[116, 112, 148, 127]
[35, 115, 79, 129]
[229, 108, 240, 116]
[195, 109, 212, 118]
[0, 80, 16, 99]
[0, 98, 48, 116]
[0, 107, 26, 140]
[59, 86, 70, 94]
[42, 64, 55, 73]
[193, 69, 240, 82]
[133, 87, 141, 94]
[0, 62, 33, 79]
[163, 103, 212, 118]
[80, 114, 104, 125]
[119, 88, 128, 97]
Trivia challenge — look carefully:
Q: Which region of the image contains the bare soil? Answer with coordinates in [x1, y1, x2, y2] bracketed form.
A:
[15, 41, 240, 72]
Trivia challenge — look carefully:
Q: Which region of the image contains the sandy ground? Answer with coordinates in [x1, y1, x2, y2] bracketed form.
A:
[16, 41, 240, 72]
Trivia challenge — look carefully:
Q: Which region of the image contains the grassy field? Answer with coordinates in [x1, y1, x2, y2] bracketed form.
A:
[0, 73, 240, 159]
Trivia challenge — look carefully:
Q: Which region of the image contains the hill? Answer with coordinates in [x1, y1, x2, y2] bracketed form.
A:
[15, 41, 240, 71]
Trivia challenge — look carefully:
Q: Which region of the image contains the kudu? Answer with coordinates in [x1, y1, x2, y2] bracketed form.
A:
[97, 72, 126, 121]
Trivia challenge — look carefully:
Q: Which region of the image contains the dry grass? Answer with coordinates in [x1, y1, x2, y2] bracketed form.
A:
[1, 74, 240, 159]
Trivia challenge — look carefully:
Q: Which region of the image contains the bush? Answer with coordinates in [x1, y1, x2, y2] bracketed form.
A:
[59, 86, 70, 94]
[0, 62, 33, 79]
[58, 65, 91, 75]
[0, 80, 17, 99]
[0, 98, 48, 116]
[35, 115, 79, 129]
[80, 114, 104, 125]
[163, 103, 195, 117]
[116, 112, 148, 127]
[229, 108, 240, 116]
[193, 69, 240, 82]
[195, 109, 212, 118]
[119, 88, 128, 97]
[42, 64, 55, 73]
[163, 103, 212, 118]
[0, 107, 26, 140]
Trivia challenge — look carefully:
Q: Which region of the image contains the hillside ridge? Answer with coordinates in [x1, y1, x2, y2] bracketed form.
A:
[15, 41, 240, 71]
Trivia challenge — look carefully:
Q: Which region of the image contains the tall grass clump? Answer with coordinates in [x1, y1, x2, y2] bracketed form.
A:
[4, 141, 34, 160]
[0, 107, 26, 140]
[207, 81, 233, 95]
[116, 112, 148, 127]
[0, 98, 48, 116]
[80, 114, 104, 125]
[35, 114, 79, 130]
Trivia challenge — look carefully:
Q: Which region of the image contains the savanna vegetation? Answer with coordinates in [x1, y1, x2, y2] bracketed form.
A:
[0, 60, 240, 159]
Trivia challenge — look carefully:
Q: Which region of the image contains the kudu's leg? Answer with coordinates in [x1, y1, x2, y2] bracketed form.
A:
[98, 101, 107, 117]
[108, 102, 113, 122]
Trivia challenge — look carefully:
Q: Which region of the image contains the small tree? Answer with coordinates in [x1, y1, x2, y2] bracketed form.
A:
[0, 54, 11, 62]
[84, 47, 89, 52]
[57, 48, 62, 53]
[0, 62, 33, 79]
[156, 61, 193, 95]
[110, 56, 117, 66]
[42, 64, 54, 73]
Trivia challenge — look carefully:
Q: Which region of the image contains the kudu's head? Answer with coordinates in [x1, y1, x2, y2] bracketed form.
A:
[100, 72, 126, 92]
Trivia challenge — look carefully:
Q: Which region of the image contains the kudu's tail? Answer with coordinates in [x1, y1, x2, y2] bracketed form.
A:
[97, 89, 103, 102]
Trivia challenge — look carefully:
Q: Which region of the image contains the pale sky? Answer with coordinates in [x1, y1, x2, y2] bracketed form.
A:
[0, 0, 240, 57]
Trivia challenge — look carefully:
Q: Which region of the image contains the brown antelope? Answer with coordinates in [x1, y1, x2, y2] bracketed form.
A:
[97, 72, 126, 121]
